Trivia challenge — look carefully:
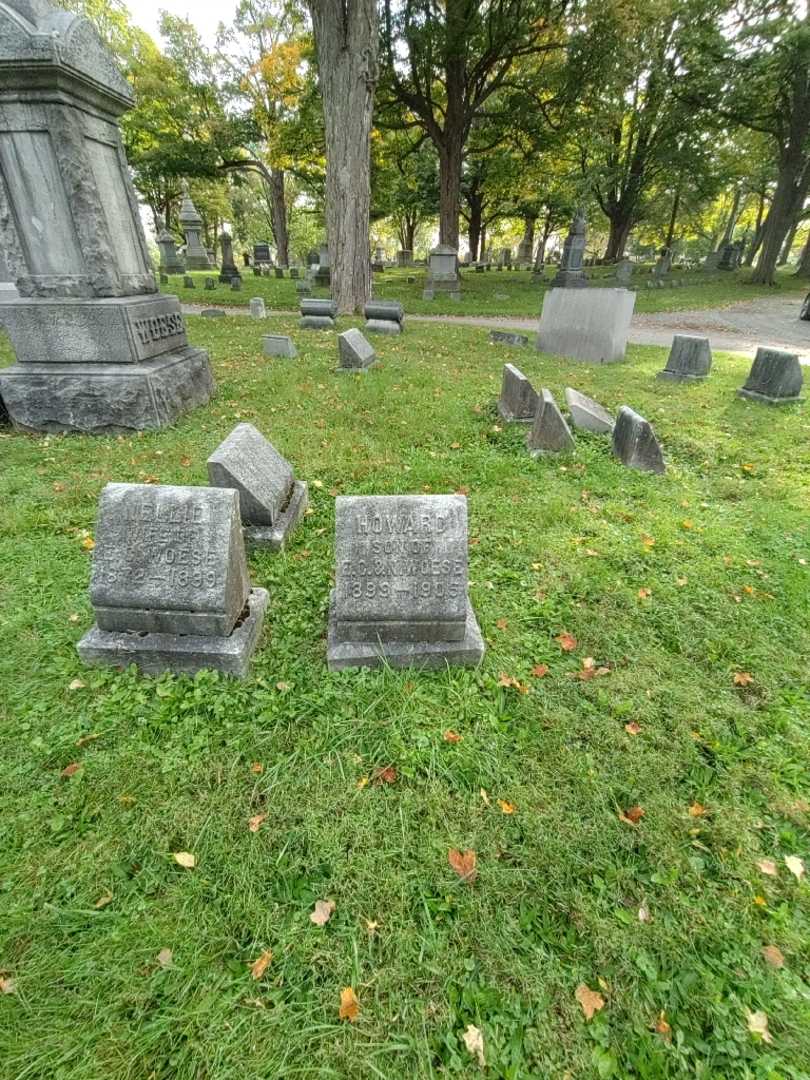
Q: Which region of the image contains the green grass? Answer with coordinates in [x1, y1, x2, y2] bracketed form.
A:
[165, 265, 810, 318]
[1, 315, 809, 1079]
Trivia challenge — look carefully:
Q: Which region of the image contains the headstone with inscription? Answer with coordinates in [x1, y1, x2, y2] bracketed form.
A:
[737, 347, 804, 404]
[218, 233, 241, 285]
[253, 242, 272, 265]
[204, 277, 216, 290]
[612, 407, 665, 473]
[552, 211, 588, 288]
[183, 275, 195, 289]
[327, 494, 485, 671]
[207, 423, 308, 552]
[497, 364, 538, 423]
[77, 483, 268, 677]
[657, 335, 712, 381]
[526, 389, 575, 455]
[338, 328, 376, 371]
[397, 249, 413, 267]
[490, 330, 529, 348]
[249, 297, 266, 318]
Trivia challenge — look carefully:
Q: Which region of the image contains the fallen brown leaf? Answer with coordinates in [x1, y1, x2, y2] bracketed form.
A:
[497, 799, 516, 815]
[756, 858, 778, 876]
[248, 813, 267, 833]
[75, 733, 100, 748]
[556, 632, 577, 652]
[443, 730, 462, 743]
[733, 671, 754, 687]
[746, 1009, 772, 1043]
[157, 948, 173, 969]
[575, 983, 605, 1020]
[310, 899, 335, 927]
[531, 663, 549, 678]
[372, 765, 397, 785]
[495, 618, 508, 631]
[60, 762, 81, 779]
[762, 945, 784, 968]
[250, 949, 273, 980]
[688, 802, 707, 817]
[0, 977, 16, 995]
[94, 890, 113, 909]
[448, 848, 478, 884]
[638, 587, 652, 600]
[654, 1012, 672, 1040]
[619, 805, 645, 826]
[462, 1023, 486, 1067]
[339, 986, 360, 1022]
[625, 722, 642, 736]
[250, 762, 263, 774]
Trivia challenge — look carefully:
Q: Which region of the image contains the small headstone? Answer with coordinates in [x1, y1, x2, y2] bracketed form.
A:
[77, 483, 267, 677]
[552, 210, 588, 288]
[497, 364, 538, 422]
[527, 389, 575, 455]
[490, 330, 529, 348]
[183, 275, 195, 289]
[159, 273, 169, 285]
[737, 347, 804, 405]
[218, 232, 242, 284]
[564, 387, 614, 433]
[275, 267, 284, 279]
[300, 297, 336, 330]
[290, 267, 299, 279]
[207, 423, 308, 552]
[231, 278, 242, 292]
[658, 335, 712, 382]
[475, 264, 485, 274]
[338, 328, 376, 371]
[263, 334, 297, 358]
[364, 300, 404, 335]
[326, 494, 485, 671]
[249, 297, 267, 319]
[253, 267, 262, 277]
[423, 244, 461, 300]
[407, 275, 416, 284]
[295, 280, 313, 297]
[253, 242, 272, 265]
[614, 259, 633, 285]
[200, 308, 226, 318]
[204, 277, 216, 290]
[612, 406, 665, 474]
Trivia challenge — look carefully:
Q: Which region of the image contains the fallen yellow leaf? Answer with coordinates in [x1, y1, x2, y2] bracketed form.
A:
[746, 1009, 772, 1043]
[762, 945, 784, 969]
[248, 813, 267, 833]
[250, 949, 272, 980]
[173, 851, 196, 869]
[575, 983, 605, 1020]
[310, 899, 335, 927]
[339, 986, 360, 1022]
[497, 799, 516, 815]
[785, 855, 805, 881]
[756, 858, 778, 876]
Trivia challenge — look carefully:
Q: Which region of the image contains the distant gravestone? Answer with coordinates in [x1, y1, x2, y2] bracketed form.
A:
[423, 244, 461, 300]
[564, 387, 614, 433]
[527, 388, 575, 455]
[156, 221, 185, 275]
[179, 186, 210, 269]
[658, 335, 712, 382]
[207, 423, 308, 552]
[249, 297, 267, 319]
[326, 494, 485, 670]
[364, 300, 404, 335]
[205, 277, 217, 290]
[263, 334, 297, 358]
[230, 278, 242, 292]
[537, 287, 635, 363]
[397, 249, 413, 267]
[314, 243, 331, 286]
[497, 364, 539, 423]
[290, 267, 300, 279]
[490, 330, 529, 348]
[200, 308, 226, 318]
[253, 242, 272, 265]
[737, 347, 804, 404]
[652, 247, 672, 281]
[274, 267, 284, 279]
[801, 293, 810, 321]
[218, 233, 241, 285]
[300, 297, 336, 330]
[552, 210, 588, 288]
[338, 328, 376, 371]
[183, 275, 195, 289]
[295, 279, 313, 297]
[407, 275, 416, 284]
[612, 407, 665, 473]
[77, 483, 267, 677]
[614, 259, 633, 286]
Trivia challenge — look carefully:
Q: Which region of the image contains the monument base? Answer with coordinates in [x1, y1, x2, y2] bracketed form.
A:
[327, 594, 485, 672]
[365, 319, 401, 335]
[737, 388, 804, 405]
[537, 287, 636, 363]
[657, 370, 708, 382]
[244, 482, 309, 552]
[77, 588, 268, 679]
[0, 347, 215, 433]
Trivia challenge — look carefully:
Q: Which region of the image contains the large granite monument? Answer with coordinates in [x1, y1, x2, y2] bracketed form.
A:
[0, 0, 214, 432]
[178, 184, 211, 270]
[552, 210, 588, 288]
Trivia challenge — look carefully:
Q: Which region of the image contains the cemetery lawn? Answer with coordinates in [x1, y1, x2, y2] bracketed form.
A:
[165, 265, 810, 318]
[2, 316, 810, 1080]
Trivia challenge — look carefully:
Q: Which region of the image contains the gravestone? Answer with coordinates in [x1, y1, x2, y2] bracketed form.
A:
[737, 347, 804, 404]
[218, 233, 241, 284]
[204, 277, 216, 290]
[552, 210, 588, 288]
[612, 407, 665, 473]
[372, 247, 385, 272]
[178, 185, 210, 270]
[249, 297, 267, 319]
[718, 241, 743, 271]
[517, 236, 533, 262]
[407, 275, 416, 284]
[263, 334, 297, 358]
[289, 267, 299, 279]
[338, 328, 376, 371]
[423, 244, 461, 300]
[801, 292, 810, 321]
[200, 309, 225, 318]
[183, 275, 195, 289]
[364, 300, 404, 335]
[253, 267, 262, 277]
[306, 248, 319, 266]
[0, 1, 215, 433]
[207, 423, 308, 552]
[295, 280, 313, 297]
[527, 389, 575, 454]
[658, 335, 712, 382]
[77, 483, 267, 677]
[490, 330, 529, 348]
[314, 243, 331, 286]
[499, 248, 512, 267]
[702, 251, 721, 272]
[497, 363, 539, 422]
[614, 259, 633, 286]
[156, 220, 185, 274]
[652, 247, 672, 281]
[397, 250, 413, 267]
[474, 264, 485, 274]
[326, 494, 485, 671]
[300, 297, 336, 330]
[230, 278, 242, 292]
[253, 242, 272, 265]
[564, 387, 614, 433]
[537, 288, 635, 363]
[274, 267, 284, 279]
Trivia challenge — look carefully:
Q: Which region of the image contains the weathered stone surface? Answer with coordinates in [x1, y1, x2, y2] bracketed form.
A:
[527, 388, 575, 454]
[200, 309, 225, 318]
[207, 423, 295, 528]
[423, 244, 460, 300]
[658, 334, 712, 381]
[230, 278, 242, 292]
[218, 233, 241, 284]
[490, 330, 529, 347]
[88, 483, 249, 636]
[263, 334, 297, 358]
[564, 387, 614, 433]
[300, 315, 335, 331]
[183, 275, 195, 288]
[497, 363, 539, 422]
[537, 287, 636, 363]
[204, 277, 216, 290]
[295, 280, 312, 296]
[552, 210, 588, 288]
[157, 222, 184, 274]
[274, 267, 284, 279]
[364, 300, 403, 323]
[249, 297, 266, 318]
[289, 267, 299, 279]
[365, 319, 401, 335]
[738, 346, 804, 404]
[179, 186, 210, 270]
[301, 298, 337, 318]
[326, 494, 485, 670]
[612, 406, 666, 473]
[253, 242, 272, 264]
[338, 328, 376, 371]
[613, 259, 633, 285]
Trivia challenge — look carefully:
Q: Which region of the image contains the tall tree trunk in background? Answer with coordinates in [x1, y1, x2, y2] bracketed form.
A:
[535, 211, 554, 266]
[479, 223, 487, 260]
[520, 215, 536, 258]
[467, 188, 483, 260]
[270, 168, 289, 266]
[795, 229, 810, 277]
[603, 214, 633, 261]
[743, 194, 766, 266]
[717, 187, 742, 250]
[438, 136, 463, 250]
[778, 220, 798, 264]
[308, 0, 377, 312]
[664, 188, 681, 250]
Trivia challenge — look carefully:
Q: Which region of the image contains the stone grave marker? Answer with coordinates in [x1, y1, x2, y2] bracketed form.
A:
[497, 364, 538, 422]
[275, 267, 284, 279]
[295, 280, 313, 297]
[564, 387, 614, 433]
[658, 335, 712, 382]
[179, 186, 210, 269]
[77, 483, 267, 677]
[737, 347, 804, 404]
[218, 233, 241, 284]
[612, 407, 665, 473]
[156, 220, 185, 274]
[183, 275, 195, 289]
[338, 328, 376, 371]
[253, 242, 272, 265]
[314, 243, 331, 286]
[263, 334, 297, 358]
[300, 297, 336, 330]
[207, 423, 308, 552]
[326, 494, 485, 671]
[204, 277, 216, 290]
[552, 210, 588, 288]
[423, 244, 460, 300]
[537, 287, 635, 363]
[290, 267, 299, 279]
[527, 389, 575, 454]
[490, 330, 529, 348]
[249, 297, 267, 319]
[231, 278, 242, 292]
[364, 300, 404, 335]
[200, 309, 226, 318]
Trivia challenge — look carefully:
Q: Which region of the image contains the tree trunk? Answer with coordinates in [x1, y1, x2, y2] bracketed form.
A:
[479, 223, 487, 260]
[664, 188, 681, 250]
[603, 214, 633, 262]
[535, 213, 553, 267]
[438, 137, 463, 250]
[718, 187, 742, 250]
[751, 164, 810, 285]
[467, 190, 483, 261]
[794, 229, 810, 278]
[404, 216, 416, 252]
[743, 194, 766, 266]
[520, 215, 536, 258]
[778, 220, 798, 264]
[308, 0, 377, 312]
[270, 168, 289, 266]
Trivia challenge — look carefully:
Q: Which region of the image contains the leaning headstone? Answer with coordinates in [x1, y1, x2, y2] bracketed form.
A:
[207, 423, 308, 552]
[249, 297, 267, 319]
[497, 364, 538, 422]
[326, 494, 485, 671]
[77, 483, 268, 677]
[527, 389, 575, 454]
[263, 334, 297, 358]
[612, 407, 665, 474]
[218, 233, 241, 284]
[552, 210, 588, 288]
[490, 330, 529, 348]
[737, 347, 804, 405]
[338, 328, 376, 371]
[537, 287, 635, 363]
[364, 300, 404, 335]
[658, 335, 712, 382]
[300, 297, 337, 330]
[564, 387, 614, 433]
[799, 292, 810, 321]
[423, 244, 461, 300]
[204, 277, 216, 290]
[290, 267, 299, 279]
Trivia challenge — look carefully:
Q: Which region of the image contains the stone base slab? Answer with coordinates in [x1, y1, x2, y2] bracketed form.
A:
[327, 594, 485, 671]
[300, 316, 335, 331]
[737, 388, 804, 405]
[77, 588, 268, 679]
[0, 347, 215, 434]
[657, 370, 708, 382]
[244, 481, 309, 552]
[365, 320, 401, 335]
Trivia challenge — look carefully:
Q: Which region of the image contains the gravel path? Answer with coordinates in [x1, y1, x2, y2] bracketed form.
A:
[184, 294, 810, 361]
